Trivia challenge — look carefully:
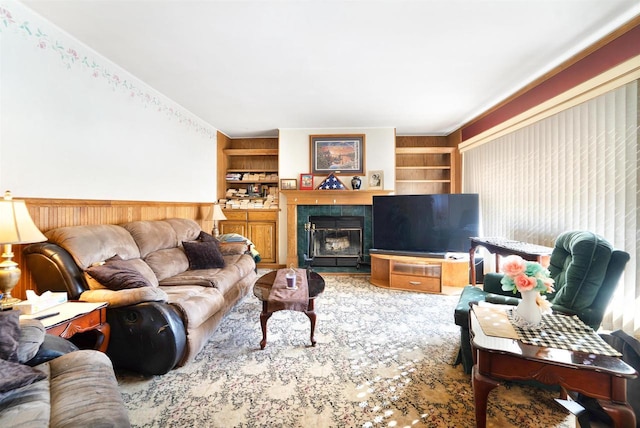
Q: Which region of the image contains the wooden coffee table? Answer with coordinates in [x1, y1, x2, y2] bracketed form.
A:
[253, 270, 325, 349]
[469, 305, 637, 427]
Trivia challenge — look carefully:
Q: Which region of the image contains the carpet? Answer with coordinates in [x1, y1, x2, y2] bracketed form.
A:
[117, 275, 574, 427]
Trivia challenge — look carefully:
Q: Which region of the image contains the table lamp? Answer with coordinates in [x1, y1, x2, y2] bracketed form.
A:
[0, 191, 47, 309]
[211, 203, 227, 238]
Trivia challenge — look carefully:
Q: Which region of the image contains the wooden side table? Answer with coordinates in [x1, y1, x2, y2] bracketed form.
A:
[469, 237, 553, 284]
[469, 305, 637, 427]
[22, 302, 110, 353]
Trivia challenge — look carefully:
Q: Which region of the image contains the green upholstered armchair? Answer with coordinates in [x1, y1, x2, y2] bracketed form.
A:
[453, 231, 630, 374]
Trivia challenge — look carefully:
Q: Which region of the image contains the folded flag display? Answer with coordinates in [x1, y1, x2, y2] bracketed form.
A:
[316, 173, 346, 190]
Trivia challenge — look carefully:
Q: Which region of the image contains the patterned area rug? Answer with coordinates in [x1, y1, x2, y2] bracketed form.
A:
[117, 275, 574, 427]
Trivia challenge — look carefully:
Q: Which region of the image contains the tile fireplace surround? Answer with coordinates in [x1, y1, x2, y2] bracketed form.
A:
[280, 190, 393, 268]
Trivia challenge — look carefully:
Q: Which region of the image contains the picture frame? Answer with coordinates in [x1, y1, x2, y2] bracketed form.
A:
[280, 178, 297, 190]
[368, 170, 383, 189]
[310, 134, 365, 175]
[299, 173, 314, 190]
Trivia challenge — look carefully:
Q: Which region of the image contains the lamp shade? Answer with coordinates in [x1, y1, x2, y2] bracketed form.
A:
[212, 204, 227, 221]
[0, 195, 47, 244]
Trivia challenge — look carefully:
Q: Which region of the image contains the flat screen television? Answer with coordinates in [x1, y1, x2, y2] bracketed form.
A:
[372, 193, 479, 255]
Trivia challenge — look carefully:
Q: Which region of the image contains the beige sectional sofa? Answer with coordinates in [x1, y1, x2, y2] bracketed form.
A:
[24, 218, 258, 375]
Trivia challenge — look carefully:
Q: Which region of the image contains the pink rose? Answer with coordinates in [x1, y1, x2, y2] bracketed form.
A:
[514, 274, 536, 291]
[501, 255, 526, 277]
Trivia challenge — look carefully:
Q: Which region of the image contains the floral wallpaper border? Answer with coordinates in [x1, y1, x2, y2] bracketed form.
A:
[0, 3, 216, 139]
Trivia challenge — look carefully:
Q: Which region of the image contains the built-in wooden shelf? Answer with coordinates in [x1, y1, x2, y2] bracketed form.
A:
[223, 148, 279, 156]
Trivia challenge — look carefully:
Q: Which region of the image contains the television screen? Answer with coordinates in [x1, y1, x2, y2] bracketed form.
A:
[372, 194, 479, 254]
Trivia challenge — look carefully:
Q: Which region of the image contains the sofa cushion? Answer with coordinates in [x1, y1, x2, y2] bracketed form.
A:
[145, 247, 189, 281]
[160, 253, 255, 295]
[161, 286, 226, 330]
[45, 224, 141, 270]
[0, 310, 20, 362]
[219, 242, 249, 256]
[166, 218, 202, 244]
[183, 240, 226, 270]
[122, 220, 178, 258]
[48, 350, 130, 428]
[550, 231, 613, 311]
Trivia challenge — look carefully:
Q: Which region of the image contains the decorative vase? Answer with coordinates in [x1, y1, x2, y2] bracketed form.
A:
[351, 176, 362, 190]
[515, 290, 542, 327]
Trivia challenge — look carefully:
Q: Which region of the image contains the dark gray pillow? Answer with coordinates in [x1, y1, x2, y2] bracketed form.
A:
[0, 359, 46, 393]
[0, 310, 20, 362]
[17, 319, 46, 363]
[198, 230, 218, 242]
[183, 240, 225, 270]
[86, 259, 152, 290]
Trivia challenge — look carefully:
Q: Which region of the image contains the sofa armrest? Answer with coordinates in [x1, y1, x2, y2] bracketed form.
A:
[483, 272, 524, 298]
[106, 301, 186, 375]
[485, 293, 521, 306]
[80, 287, 168, 308]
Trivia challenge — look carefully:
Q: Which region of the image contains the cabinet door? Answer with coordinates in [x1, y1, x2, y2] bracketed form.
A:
[248, 222, 276, 263]
[220, 221, 247, 237]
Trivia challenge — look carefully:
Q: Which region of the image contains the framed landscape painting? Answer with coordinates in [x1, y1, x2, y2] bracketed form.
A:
[310, 134, 365, 175]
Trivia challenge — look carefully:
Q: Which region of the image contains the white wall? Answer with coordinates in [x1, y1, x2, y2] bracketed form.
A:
[277, 127, 395, 262]
[0, 1, 217, 202]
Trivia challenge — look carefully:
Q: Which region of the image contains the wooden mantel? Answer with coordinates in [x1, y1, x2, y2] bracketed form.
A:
[280, 190, 394, 267]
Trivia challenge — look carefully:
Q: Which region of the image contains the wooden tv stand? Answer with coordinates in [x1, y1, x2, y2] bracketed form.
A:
[370, 252, 469, 294]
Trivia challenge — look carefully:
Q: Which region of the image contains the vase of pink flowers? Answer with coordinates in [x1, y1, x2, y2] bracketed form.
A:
[500, 255, 555, 327]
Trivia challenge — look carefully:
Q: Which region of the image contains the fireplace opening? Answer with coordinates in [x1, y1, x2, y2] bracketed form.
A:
[306, 216, 364, 267]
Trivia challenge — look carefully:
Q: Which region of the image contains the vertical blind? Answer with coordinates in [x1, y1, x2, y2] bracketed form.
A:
[462, 80, 639, 335]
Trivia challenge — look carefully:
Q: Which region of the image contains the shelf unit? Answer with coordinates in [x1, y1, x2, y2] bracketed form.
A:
[217, 135, 280, 202]
[395, 136, 458, 194]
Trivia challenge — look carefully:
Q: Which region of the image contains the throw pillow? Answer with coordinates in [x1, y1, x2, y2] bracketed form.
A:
[86, 259, 153, 291]
[0, 359, 46, 393]
[182, 240, 225, 270]
[17, 319, 46, 364]
[0, 310, 20, 362]
[198, 231, 218, 242]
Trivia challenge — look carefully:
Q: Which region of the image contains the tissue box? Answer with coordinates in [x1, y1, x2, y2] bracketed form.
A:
[14, 292, 68, 314]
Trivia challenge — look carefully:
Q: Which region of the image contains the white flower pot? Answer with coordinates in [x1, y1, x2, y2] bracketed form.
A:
[515, 289, 542, 327]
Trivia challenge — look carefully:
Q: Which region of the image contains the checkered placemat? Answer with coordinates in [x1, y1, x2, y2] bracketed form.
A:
[507, 310, 622, 357]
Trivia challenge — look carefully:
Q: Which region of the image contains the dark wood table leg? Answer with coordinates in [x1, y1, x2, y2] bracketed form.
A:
[598, 400, 636, 427]
[472, 365, 500, 428]
[260, 302, 272, 350]
[94, 322, 110, 353]
[469, 245, 477, 285]
[304, 299, 317, 346]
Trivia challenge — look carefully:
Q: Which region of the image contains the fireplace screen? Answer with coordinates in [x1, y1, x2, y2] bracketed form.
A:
[308, 216, 363, 267]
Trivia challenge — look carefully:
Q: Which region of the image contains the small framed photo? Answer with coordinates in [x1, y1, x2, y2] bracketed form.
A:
[280, 178, 297, 190]
[368, 170, 383, 189]
[300, 173, 314, 190]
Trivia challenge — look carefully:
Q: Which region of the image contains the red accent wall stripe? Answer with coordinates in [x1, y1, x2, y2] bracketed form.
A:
[461, 23, 640, 142]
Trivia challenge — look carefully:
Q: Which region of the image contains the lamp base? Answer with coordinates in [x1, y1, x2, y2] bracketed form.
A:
[0, 295, 21, 310]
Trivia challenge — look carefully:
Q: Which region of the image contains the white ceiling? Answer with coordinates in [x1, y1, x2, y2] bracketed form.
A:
[22, 0, 640, 138]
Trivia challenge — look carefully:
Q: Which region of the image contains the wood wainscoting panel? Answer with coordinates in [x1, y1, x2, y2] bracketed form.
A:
[13, 198, 215, 300]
